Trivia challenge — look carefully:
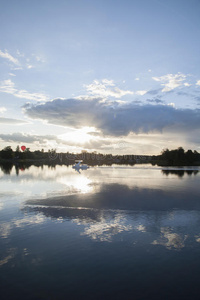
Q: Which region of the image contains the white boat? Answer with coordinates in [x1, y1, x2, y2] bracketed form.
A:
[72, 160, 89, 172]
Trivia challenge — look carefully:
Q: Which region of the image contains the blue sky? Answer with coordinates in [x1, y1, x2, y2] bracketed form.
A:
[0, 0, 200, 154]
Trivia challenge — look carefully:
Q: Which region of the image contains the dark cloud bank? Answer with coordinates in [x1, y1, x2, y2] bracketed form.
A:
[23, 98, 200, 136]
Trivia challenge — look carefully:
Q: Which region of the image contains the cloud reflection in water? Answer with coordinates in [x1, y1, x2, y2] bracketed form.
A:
[0, 214, 45, 239]
[152, 227, 188, 250]
[74, 213, 132, 242]
[0, 248, 17, 266]
[22, 204, 200, 251]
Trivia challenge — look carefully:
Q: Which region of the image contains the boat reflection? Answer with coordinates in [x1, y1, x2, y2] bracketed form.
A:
[72, 160, 89, 173]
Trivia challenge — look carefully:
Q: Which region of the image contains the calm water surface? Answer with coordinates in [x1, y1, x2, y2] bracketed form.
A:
[0, 164, 200, 300]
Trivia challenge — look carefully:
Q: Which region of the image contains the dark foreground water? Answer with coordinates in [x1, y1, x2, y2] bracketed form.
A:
[0, 164, 200, 300]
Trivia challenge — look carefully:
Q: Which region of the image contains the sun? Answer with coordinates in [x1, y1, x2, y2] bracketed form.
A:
[58, 127, 96, 145]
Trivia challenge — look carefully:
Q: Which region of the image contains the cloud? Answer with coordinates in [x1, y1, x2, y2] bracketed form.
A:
[0, 131, 114, 153]
[146, 99, 164, 104]
[62, 136, 113, 150]
[135, 90, 147, 96]
[23, 97, 200, 136]
[85, 79, 134, 98]
[27, 64, 34, 69]
[0, 49, 45, 71]
[0, 107, 7, 113]
[184, 83, 192, 87]
[16, 50, 24, 57]
[146, 88, 162, 95]
[0, 49, 20, 65]
[0, 79, 49, 102]
[34, 55, 45, 63]
[195, 96, 200, 102]
[0, 132, 60, 144]
[0, 117, 28, 125]
[84, 79, 147, 98]
[196, 80, 200, 86]
[152, 73, 187, 92]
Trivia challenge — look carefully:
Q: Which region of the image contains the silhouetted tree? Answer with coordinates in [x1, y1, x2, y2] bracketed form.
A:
[1, 146, 13, 159]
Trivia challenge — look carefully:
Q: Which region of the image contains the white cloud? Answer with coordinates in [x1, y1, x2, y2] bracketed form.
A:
[27, 64, 34, 69]
[135, 90, 147, 96]
[0, 79, 49, 102]
[0, 79, 15, 94]
[0, 49, 45, 71]
[85, 79, 133, 98]
[34, 55, 45, 63]
[16, 50, 24, 57]
[0, 49, 20, 65]
[135, 77, 140, 80]
[84, 79, 147, 99]
[0, 107, 7, 113]
[152, 73, 187, 92]
[101, 78, 115, 86]
[12, 67, 23, 70]
[168, 102, 175, 107]
[196, 80, 200, 86]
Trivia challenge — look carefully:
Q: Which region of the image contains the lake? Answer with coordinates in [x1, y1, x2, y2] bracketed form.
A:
[1, 164, 200, 300]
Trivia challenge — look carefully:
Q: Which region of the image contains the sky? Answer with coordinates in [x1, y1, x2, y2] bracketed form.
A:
[0, 0, 200, 155]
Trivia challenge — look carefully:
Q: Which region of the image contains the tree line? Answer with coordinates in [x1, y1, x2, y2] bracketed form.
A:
[0, 145, 151, 164]
[0, 145, 200, 166]
[154, 147, 200, 166]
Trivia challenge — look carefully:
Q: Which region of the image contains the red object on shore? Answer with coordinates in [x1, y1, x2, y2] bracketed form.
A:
[21, 145, 26, 151]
